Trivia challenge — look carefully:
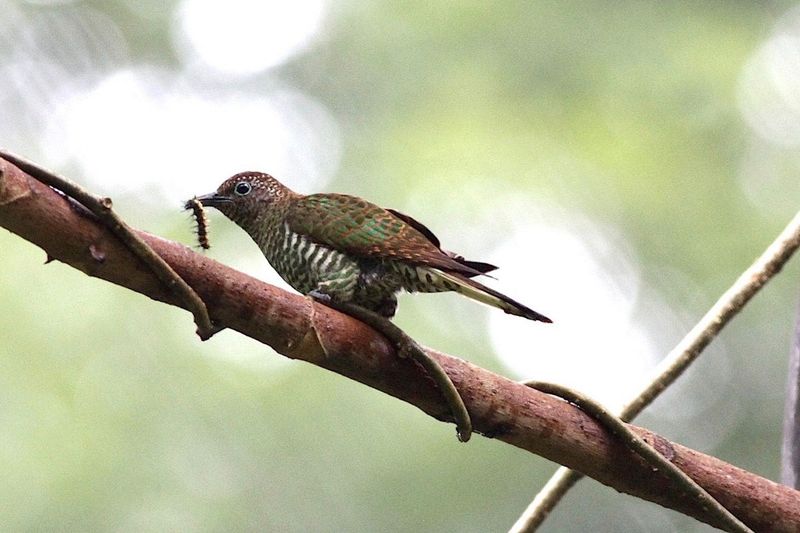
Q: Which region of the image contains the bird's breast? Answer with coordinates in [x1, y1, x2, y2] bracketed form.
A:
[263, 224, 359, 294]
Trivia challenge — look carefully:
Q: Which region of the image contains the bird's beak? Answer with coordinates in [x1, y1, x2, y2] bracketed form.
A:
[189, 192, 231, 209]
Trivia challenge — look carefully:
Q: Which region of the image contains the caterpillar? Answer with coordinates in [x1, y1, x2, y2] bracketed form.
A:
[185, 197, 210, 250]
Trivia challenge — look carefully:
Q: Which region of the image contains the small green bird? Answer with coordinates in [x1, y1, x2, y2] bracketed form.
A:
[194, 171, 551, 323]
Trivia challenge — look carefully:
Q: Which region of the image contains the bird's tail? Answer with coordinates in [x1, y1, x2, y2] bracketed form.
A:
[432, 269, 552, 323]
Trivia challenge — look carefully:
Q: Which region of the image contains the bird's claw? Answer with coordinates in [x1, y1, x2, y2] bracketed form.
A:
[307, 289, 332, 305]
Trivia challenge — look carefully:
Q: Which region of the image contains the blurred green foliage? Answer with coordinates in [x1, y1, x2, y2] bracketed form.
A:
[2, 1, 800, 531]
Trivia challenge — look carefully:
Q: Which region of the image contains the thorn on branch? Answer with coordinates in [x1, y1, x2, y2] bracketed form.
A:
[89, 244, 106, 263]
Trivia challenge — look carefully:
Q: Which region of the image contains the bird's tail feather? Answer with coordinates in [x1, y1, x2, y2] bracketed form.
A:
[432, 269, 552, 323]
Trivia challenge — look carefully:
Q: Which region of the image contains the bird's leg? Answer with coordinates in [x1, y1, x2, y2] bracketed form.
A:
[373, 295, 398, 319]
[308, 289, 472, 442]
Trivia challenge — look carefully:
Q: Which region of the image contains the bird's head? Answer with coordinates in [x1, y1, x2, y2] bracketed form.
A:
[192, 171, 296, 229]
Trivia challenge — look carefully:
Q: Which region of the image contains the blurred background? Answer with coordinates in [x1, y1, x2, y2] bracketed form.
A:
[1, 0, 799, 531]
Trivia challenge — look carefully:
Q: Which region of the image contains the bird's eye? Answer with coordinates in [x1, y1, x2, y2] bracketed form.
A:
[234, 181, 252, 196]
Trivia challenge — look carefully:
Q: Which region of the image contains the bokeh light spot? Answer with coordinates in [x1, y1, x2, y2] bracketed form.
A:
[488, 210, 660, 410]
[42, 68, 341, 202]
[175, 0, 326, 76]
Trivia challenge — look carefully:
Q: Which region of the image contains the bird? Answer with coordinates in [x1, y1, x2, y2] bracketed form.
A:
[192, 171, 552, 324]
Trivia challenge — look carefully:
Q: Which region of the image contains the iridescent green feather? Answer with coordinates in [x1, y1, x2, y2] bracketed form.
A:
[285, 193, 479, 275]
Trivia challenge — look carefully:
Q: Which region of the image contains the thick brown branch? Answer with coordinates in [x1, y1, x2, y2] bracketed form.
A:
[1, 160, 798, 532]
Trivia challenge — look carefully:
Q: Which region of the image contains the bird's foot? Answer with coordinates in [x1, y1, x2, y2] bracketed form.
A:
[307, 290, 472, 442]
[308, 289, 333, 305]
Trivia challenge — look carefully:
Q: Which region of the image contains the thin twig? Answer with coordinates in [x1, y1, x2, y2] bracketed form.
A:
[308, 291, 472, 441]
[512, 209, 800, 532]
[524, 381, 753, 533]
[0, 149, 217, 340]
[781, 299, 800, 488]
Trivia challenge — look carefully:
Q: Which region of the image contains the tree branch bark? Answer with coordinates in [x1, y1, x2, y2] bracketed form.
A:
[1, 159, 798, 532]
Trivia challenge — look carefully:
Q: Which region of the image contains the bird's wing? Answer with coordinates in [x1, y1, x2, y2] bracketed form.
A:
[286, 194, 482, 275]
[385, 208, 442, 248]
[386, 208, 498, 275]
